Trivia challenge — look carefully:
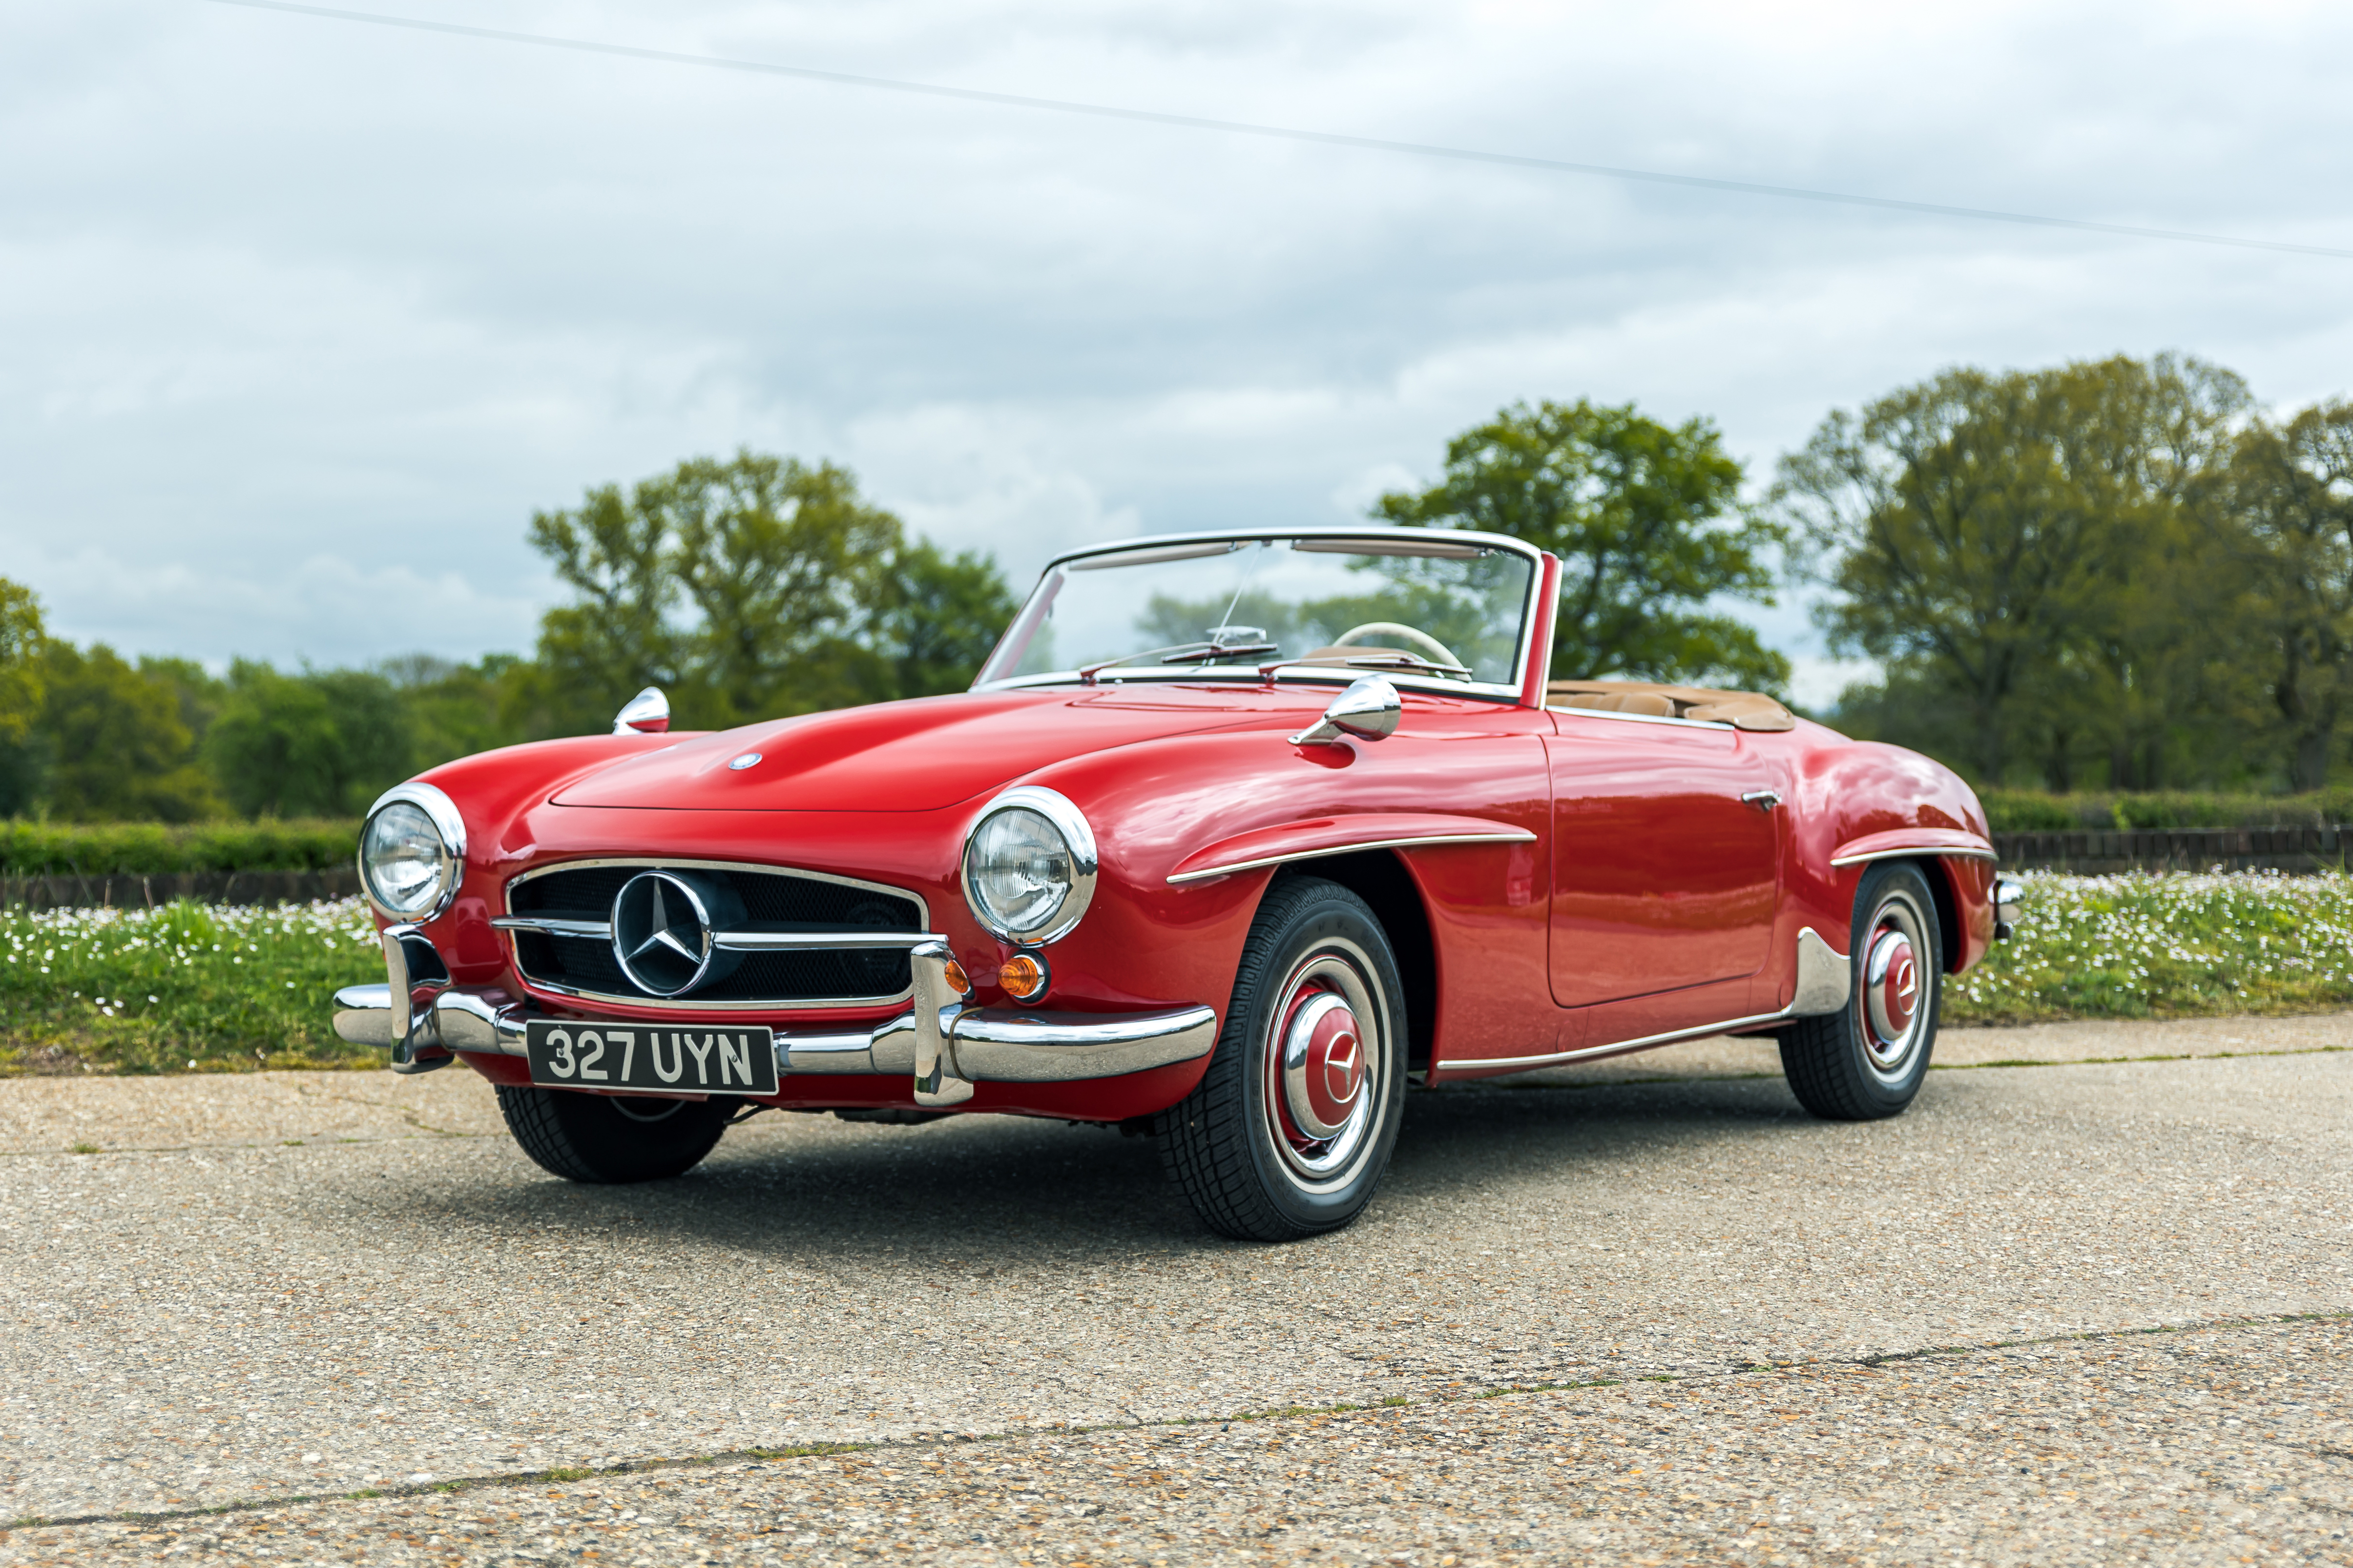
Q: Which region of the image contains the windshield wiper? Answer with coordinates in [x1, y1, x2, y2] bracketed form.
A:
[1161, 640, 1277, 663]
[1259, 651, 1473, 681]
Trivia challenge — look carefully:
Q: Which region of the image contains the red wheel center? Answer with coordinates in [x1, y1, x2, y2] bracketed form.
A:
[1867, 930, 1918, 1040]
[1280, 988, 1368, 1141]
[1303, 1007, 1364, 1129]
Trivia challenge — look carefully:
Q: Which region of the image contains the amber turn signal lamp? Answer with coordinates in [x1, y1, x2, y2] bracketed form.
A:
[999, 951, 1050, 1002]
[941, 957, 972, 995]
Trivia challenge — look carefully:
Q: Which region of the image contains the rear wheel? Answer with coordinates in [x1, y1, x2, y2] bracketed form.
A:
[1779, 862, 1941, 1121]
[1155, 876, 1407, 1241]
[496, 1086, 732, 1182]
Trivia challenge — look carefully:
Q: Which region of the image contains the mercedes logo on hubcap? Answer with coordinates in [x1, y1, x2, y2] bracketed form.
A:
[611, 871, 716, 997]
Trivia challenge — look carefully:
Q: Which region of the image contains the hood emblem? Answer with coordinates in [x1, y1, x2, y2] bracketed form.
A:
[728, 752, 762, 771]
[611, 871, 716, 996]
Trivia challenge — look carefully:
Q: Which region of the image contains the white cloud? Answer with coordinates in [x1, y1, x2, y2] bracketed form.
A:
[0, 0, 2348, 671]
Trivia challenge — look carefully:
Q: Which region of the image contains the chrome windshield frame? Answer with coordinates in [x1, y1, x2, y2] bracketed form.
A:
[969, 527, 1548, 702]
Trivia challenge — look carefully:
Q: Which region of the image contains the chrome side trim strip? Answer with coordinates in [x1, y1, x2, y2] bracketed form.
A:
[491, 915, 611, 939]
[1166, 830, 1537, 886]
[1458, 1009, 1798, 1075]
[1437, 924, 1853, 1077]
[1830, 845, 1998, 867]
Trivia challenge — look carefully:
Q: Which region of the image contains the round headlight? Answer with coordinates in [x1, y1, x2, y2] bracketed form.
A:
[359, 783, 465, 920]
[961, 787, 1098, 945]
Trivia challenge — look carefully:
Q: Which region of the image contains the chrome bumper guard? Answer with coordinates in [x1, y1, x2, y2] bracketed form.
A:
[1994, 877, 2023, 941]
[331, 934, 1217, 1096]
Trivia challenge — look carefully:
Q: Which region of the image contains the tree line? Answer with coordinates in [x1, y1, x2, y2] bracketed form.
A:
[0, 454, 1016, 820]
[1781, 355, 2353, 792]
[2, 352, 2348, 823]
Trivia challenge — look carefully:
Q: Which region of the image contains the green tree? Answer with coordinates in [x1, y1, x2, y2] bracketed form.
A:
[1777, 354, 2252, 786]
[382, 653, 537, 769]
[138, 656, 228, 755]
[39, 643, 223, 821]
[526, 451, 1017, 731]
[666, 455, 901, 725]
[0, 579, 42, 748]
[528, 477, 685, 737]
[0, 580, 48, 815]
[2231, 400, 2353, 790]
[204, 662, 412, 817]
[1375, 399, 1789, 689]
[867, 540, 1024, 704]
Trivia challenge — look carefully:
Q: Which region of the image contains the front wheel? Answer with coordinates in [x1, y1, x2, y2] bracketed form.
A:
[496, 1086, 733, 1182]
[1778, 861, 1942, 1121]
[1155, 876, 1407, 1241]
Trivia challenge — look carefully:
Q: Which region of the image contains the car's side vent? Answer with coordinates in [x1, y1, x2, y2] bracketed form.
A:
[503, 863, 926, 1009]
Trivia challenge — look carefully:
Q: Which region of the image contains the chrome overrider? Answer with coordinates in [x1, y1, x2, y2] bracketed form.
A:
[331, 931, 1219, 1095]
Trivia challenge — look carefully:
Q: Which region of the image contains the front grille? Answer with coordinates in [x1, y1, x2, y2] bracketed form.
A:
[507, 862, 926, 1008]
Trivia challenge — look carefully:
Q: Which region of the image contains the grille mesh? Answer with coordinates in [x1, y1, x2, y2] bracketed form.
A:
[508, 865, 922, 1005]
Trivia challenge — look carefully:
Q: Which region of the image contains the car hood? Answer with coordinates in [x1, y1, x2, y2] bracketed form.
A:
[550, 688, 1279, 813]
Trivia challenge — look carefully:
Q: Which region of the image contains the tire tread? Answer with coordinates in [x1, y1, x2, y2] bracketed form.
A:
[1778, 862, 1941, 1122]
[1154, 876, 1397, 1242]
[495, 1084, 728, 1183]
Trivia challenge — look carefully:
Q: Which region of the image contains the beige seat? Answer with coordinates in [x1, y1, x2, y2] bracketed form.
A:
[1547, 680, 1796, 732]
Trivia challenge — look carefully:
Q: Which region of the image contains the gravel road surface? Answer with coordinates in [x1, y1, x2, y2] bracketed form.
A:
[1, 1015, 2347, 1563]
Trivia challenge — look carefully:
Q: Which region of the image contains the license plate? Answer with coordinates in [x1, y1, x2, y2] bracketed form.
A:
[525, 1020, 777, 1096]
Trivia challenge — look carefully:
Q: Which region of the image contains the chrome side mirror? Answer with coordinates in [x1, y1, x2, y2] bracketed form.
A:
[1289, 675, 1401, 747]
[612, 686, 670, 735]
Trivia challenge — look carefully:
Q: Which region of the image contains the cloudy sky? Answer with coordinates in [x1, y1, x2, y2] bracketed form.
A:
[6, 0, 2350, 703]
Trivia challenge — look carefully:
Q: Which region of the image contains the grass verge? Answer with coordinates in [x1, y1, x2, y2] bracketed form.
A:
[0, 897, 383, 1073]
[1947, 869, 2353, 1025]
[5, 871, 2353, 1072]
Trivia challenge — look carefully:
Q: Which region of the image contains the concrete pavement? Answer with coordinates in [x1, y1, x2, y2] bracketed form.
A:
[0, 1014, 2347, 1561]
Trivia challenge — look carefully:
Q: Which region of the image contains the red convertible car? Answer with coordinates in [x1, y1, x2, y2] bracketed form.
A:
[334, 527, 2018, 1240]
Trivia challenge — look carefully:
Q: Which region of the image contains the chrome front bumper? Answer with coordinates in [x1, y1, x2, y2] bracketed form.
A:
[332, 938, 1218, 1100]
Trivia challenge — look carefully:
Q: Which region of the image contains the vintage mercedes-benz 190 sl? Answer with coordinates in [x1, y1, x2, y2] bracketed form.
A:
[333, 526, 2020, 1240]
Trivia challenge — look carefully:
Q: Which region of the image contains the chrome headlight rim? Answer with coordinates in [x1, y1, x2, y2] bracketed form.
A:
[358, 781, 467, 923]
[960, 785, 1099, 947]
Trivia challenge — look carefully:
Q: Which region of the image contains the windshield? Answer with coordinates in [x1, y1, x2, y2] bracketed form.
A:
[975, 534, 1537, 689]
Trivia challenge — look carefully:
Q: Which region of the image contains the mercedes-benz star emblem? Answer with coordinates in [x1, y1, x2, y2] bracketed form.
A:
[611, 871, 715, 997]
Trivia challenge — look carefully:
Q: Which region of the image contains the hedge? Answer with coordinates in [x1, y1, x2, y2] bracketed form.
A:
[12, 792, 2353, 871]
[1978, 789, 2353, 832]
[0, 819, 359, 876]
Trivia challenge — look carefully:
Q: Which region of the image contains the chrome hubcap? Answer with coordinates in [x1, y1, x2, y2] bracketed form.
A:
[1282, 991, 1366, 1138]
[1857, 897, 1930, 1080]
[1261, 946, 1384, 1187]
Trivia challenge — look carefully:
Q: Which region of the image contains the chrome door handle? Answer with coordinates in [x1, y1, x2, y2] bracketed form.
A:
[1740, 789, 1782, 811]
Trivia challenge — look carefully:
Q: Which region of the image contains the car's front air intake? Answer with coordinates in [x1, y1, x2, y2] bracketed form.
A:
[499, 860, 927, 1009]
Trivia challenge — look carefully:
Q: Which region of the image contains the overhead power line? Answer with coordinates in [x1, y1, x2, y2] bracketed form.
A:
[208, 0, 2352, 263]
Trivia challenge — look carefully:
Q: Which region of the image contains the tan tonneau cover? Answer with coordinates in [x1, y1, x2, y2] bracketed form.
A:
[1546, 680, 1795, 732]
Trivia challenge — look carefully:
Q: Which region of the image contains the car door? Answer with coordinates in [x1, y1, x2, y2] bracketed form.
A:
[1545, 708, 1783, 1011]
